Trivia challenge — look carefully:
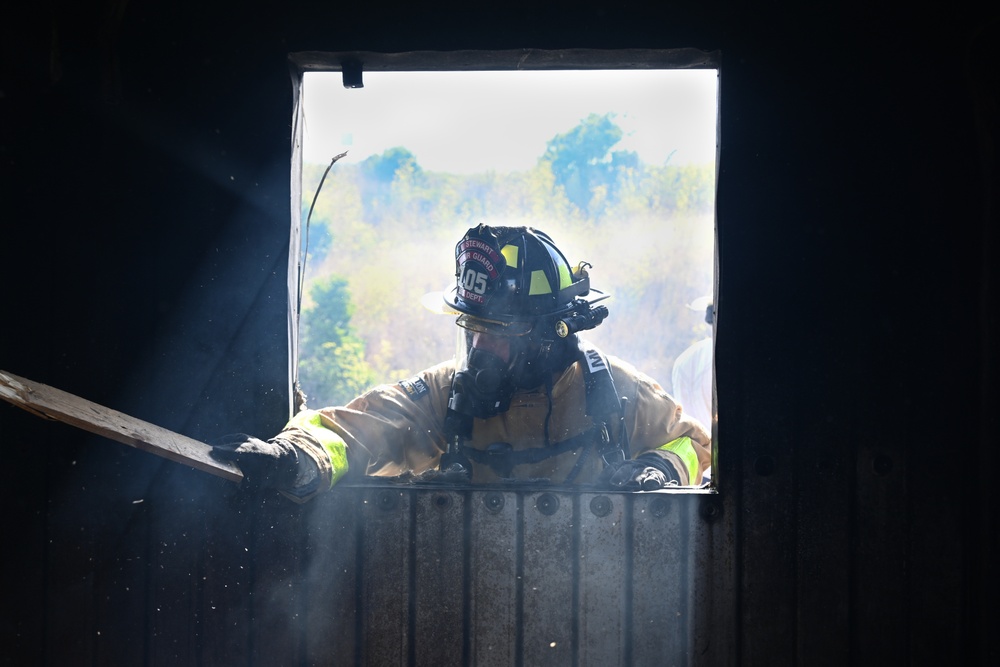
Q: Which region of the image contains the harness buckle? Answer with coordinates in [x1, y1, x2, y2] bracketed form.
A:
[596, 421, 626, 467]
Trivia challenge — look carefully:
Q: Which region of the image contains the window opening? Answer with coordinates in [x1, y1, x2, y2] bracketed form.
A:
[290, 51, 719, 486]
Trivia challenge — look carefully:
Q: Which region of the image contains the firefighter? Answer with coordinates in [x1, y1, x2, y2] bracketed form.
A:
[213, 224, 711, 499]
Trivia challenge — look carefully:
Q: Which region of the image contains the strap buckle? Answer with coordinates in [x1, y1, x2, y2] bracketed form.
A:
[596, 422, 625, 467]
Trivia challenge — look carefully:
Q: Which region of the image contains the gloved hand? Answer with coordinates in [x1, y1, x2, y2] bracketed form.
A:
[211, 434, 300, 490]
[605, 453, 681, 491]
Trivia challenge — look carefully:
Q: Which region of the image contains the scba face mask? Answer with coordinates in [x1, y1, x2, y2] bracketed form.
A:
[449, 327, 519, 420]
[449, 316, 582, 420]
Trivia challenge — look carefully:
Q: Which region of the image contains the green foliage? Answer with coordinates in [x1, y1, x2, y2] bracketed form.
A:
[298, 275, 377, 408]
[298, 114, 716, 406]
[357, 147, 426, 224]
[362, 147, 421, 183]
[541, 113, 639, 215]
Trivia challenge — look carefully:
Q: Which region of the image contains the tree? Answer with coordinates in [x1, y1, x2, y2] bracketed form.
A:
[362, 146, 421, 183]
[540, 113, 637, 214]
[359, 147, 423, 223]
[298, 275, 376, 407]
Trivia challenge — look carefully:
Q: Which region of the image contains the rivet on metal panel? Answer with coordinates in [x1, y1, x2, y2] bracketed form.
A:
[700, 497, 722, 522]
[433, 491, 452, 509]
[590, 495, 612, 517]
[872, 453, 894, 476]
[536, 493, 559, 516]
[483, 492, 505, 513]
[377, 489, 399, 511]
[649, 496, 670, 518]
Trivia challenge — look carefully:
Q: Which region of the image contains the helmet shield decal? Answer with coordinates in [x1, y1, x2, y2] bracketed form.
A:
[455, 227, 507, 312]
[446, 224, 596, 325]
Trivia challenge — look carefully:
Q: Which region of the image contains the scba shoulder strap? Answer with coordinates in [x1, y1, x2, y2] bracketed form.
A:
[576, 339, 630, 467]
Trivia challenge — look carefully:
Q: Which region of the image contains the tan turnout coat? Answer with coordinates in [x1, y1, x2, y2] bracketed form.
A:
[281, 350, 711, 491]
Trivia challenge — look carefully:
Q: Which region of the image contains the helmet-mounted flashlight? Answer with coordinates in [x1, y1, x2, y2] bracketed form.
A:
[554, 304, 609, 338]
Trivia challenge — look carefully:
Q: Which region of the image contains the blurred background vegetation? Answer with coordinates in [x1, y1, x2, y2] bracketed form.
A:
[297, 113, 715, 408]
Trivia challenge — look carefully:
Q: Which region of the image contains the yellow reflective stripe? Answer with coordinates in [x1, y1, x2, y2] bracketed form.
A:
[657, 436, 699, 484]
[285, 410, 349, 487]
[501, 244, 519, 267]
[557, 261, 572, 289]
[529, 269, 552, 294]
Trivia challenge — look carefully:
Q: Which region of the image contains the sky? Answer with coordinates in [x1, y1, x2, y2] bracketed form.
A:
[301, 69, 719, 174]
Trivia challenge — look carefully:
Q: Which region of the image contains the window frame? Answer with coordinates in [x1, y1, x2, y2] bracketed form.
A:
[287, 48, 721, 491]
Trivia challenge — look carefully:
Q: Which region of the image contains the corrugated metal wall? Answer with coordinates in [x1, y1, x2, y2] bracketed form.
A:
[289, 484, 727, 666]
[23, 466, 732, 665]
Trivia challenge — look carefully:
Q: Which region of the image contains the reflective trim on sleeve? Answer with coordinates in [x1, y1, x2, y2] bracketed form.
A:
[285, 410, 349, 487]
[658, 436, 699, 485]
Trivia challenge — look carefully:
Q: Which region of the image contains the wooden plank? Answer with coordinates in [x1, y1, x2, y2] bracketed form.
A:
[0, 370, 242, 482]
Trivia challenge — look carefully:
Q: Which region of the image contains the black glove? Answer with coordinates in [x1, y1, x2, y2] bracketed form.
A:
[605, 453, 681, 491]
[211, 434, 300, 490]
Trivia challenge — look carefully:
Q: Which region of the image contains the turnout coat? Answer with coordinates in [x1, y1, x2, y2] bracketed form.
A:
[278, 349, 711, 498]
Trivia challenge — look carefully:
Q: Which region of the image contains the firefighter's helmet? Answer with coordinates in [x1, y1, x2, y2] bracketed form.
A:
[443, 224, 605, 335]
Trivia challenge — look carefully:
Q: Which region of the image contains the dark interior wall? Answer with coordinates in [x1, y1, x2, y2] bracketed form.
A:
[1, 1, 996, 665]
